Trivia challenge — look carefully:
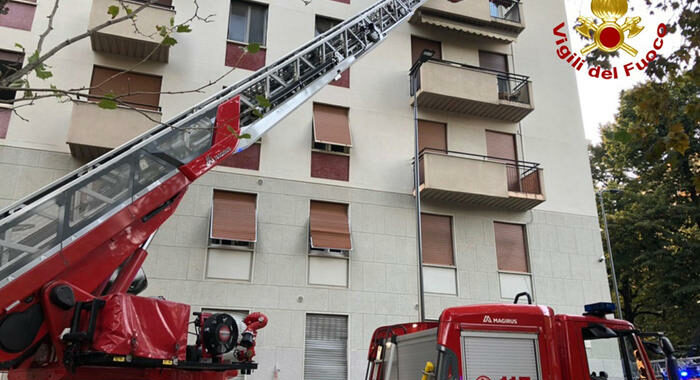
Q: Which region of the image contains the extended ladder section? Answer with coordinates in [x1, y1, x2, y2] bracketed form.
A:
[0, 0, 429, 294]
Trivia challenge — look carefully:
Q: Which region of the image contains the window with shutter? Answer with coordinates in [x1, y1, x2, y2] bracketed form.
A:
[494, 222, 532, 301]
[418, 120, 447, 153]
[89, 66, 162, 111]
[311, 103, 351, 181]
[304, 314, 348, 380]
[421, 213, 457, 295]
[493, 222, 528, 272]
[309, 201, 351, 252]
[207, 191, 257, 281]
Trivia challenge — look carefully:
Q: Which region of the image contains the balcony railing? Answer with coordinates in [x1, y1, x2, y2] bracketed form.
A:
[489, 0, 521, 23]
[412, 58, 534, 121]
[418, 149, 542, 196]
[414, 58, 531, 105]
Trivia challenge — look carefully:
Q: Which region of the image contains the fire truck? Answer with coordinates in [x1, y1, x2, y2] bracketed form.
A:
[365, 295, 682, 380]
[0, 0, 454, 379]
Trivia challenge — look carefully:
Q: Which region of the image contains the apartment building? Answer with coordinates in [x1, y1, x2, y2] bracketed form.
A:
[0, 0, 611, 379]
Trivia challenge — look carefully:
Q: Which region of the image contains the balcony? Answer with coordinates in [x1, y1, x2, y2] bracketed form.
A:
[67, 100, 161, 161]
[415, 0, 524, 40]
[418, 150, 545, 211]
[412, 59, 534, 122]
[89, 0, 175, 62]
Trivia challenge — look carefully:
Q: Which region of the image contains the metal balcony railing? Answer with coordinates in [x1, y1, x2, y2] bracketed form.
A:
[417, 149, 542, 195]
[413, 58, 531, 105]
[489, 0, 521, 23]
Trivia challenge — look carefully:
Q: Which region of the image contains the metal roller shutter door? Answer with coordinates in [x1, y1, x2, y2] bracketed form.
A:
[304, 314, 348, 380]
[463, 334, 540, 380]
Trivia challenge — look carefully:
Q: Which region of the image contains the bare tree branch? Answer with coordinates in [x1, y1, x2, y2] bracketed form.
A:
[0, 0, 158, 87]
[36, 0, 61, 55]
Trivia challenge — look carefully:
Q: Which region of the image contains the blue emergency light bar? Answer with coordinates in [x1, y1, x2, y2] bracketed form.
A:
[584, 302, 616, 316]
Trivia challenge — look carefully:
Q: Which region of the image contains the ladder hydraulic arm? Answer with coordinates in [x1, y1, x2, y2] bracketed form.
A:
[0, 0, 450, 379]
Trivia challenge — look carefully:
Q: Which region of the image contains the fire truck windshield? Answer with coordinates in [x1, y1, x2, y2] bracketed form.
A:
[583, 327, 648, 380]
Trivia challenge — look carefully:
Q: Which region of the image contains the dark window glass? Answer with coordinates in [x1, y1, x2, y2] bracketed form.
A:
[228, 1, 268, 45]
[315, 15, 341, 37]
[0, 51, 24, 102]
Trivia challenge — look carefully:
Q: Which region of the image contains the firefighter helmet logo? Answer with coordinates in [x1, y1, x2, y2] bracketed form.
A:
[575, 0, 644, 56]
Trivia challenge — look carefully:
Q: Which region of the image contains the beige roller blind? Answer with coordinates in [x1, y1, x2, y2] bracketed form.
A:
[421, 213, 454, 266]
[418, 120, 447, 153]
[309, 201, 351, 250]
[494, 222, 528, 272]
[89, 66, 162, 111]
[211, 190, 257, 242]
[313, 103, 352, 147]
[486, 130, 517, 161]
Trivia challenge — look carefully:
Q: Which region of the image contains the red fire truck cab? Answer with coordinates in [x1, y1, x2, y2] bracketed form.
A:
[366, 300, 673, 380]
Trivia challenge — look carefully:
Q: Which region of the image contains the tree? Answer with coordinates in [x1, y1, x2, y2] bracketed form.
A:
[589, 69, 699, 348]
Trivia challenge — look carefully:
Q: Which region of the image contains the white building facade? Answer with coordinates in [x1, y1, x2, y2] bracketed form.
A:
[0, 0, 610, 378]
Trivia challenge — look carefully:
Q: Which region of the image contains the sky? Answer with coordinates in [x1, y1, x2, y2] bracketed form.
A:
[562, 0, 684, 144]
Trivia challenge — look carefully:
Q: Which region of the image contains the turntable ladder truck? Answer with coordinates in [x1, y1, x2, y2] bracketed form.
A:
[0, 0, 457, 379]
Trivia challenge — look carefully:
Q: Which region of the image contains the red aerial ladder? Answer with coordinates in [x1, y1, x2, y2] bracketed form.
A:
[0, 0, 453, 379]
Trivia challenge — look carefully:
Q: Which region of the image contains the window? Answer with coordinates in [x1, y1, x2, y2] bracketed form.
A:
[421, 213, 456, 295]
[0, 1, 37, 31]
[228, 1, 268, 45]
[89, 66, 162, 111]
[494, 222, 532, 301]
[583, 328, 646, 380]
[220, 142, 261, 170]
[225, 1, 268, 71]
[315, 15, 341, 36]
[315, 16, 350, 88]
[0, 50, 24, 103]
[0, 50, 22, 139]
[207, 190, 257, 281]
[411, 36, 442, 65]
[304, 314, 348, 380]
[311, 103, 351, 181]
[486, 130, 521, 191]
[418, 120, 447, 153]
[489, 0, 521, 23]
[308, 201, 350, 287]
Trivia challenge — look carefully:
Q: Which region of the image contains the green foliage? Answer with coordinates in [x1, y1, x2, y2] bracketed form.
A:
[246, 43, 261, 54]
[27, 51, 52, 80]
[590, 70, 700, 348]
[161, 36, 177, 47]
[176, 24, 191, 33]
[107, 5, 119, 19]
[97, 93, 118, 109]
[255, 94, 271, 108]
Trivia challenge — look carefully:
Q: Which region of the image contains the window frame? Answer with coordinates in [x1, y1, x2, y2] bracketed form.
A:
[493, 221, 533, 301]
[315, 14, 342, 37]
[208, 189, 259, 251]
[227, 0, 269, 47]
[311, 102, 352, 155]
[0, 49, 25, 105]
[308, 199, 352, 256]
[420, 212, 458, 296]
